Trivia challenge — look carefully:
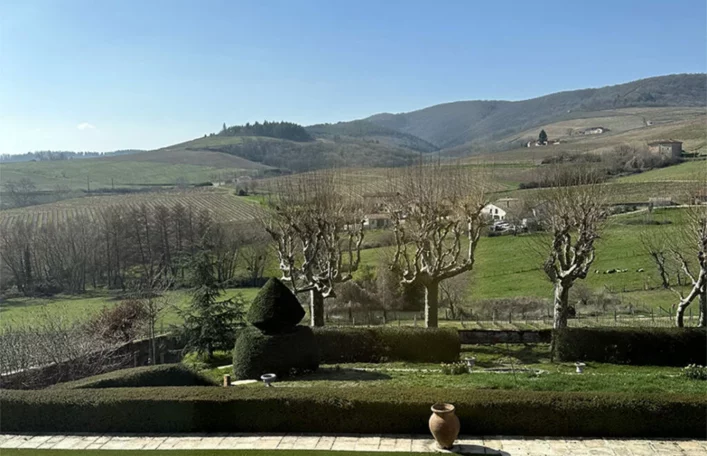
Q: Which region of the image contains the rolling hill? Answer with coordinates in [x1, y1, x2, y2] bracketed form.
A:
[151, 132, 421, 172]
[3, 73, 704, 191]
[363, 74, 706, 150]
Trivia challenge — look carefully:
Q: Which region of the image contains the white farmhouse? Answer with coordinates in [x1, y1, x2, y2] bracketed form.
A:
[482, 203, 507, 221]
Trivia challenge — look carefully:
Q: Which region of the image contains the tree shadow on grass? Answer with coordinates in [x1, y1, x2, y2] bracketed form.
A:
[294, 367, 391, 382]
[466, 344, 549, 368]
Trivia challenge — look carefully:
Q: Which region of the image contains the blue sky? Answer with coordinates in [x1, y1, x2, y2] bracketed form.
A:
[1, 0, 705, 154]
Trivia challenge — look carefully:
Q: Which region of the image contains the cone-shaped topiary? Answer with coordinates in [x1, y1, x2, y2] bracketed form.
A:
[246, 278, 305, 334]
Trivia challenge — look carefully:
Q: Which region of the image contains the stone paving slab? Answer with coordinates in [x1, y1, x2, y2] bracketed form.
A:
[0, 433, 705, 454]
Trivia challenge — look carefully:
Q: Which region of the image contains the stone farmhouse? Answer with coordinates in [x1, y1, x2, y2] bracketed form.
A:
[648, 140, 683, 158]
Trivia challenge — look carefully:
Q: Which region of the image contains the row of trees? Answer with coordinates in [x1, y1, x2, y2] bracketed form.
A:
[0, 204, 270, 296]
[263, 163, 706, 329]
[219, 121, 313, 142]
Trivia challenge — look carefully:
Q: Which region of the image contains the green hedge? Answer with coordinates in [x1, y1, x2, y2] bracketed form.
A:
[52, 365, 217, 389]
[553, 327, 707, 366]
[233, 326, 319, 380]
[313, 327, 460, 363]
[1, 387, 704, 437]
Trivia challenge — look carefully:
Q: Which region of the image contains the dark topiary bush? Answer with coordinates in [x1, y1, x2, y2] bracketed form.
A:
[233, 326, 319, 379]
[52, 364, 217, 389]
[553, 327, 707, 366]
[246, 278, 305, 333]
[2, 387, 705, 437]
[313, 327, 460, 363]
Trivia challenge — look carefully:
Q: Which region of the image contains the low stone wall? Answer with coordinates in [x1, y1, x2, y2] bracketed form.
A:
[458, 329, 552, 344]
[0, 334, 181, 390]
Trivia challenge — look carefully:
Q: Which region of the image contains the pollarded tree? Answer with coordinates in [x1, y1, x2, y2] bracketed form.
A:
[536, 166, 608, 329]
[671, 191, 706, 327]
[263, 172, 366, 327]
[384, 162, 487, 328]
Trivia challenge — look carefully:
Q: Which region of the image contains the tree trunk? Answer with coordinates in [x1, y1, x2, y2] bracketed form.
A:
[424, 281, 440, 328]
[699, 289, 706, 328]
[310, 289, 325, 327]
[552, 281, 571, 329]
[675, 284, 701, 327]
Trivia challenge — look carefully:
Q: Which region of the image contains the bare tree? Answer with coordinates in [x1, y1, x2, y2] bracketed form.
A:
[440, 272, 470, 320]
[0, 220, 36, 295]
[263, 171, 365, 326]
[536, 166, 608, 329]
[385, 162, 487, 328]
[3, 178, 37, 208]
[240, 227, 271, 286]
[0, 310, 128, 389]
[671, 197, 707, 327]
[639, 230, 672, 289]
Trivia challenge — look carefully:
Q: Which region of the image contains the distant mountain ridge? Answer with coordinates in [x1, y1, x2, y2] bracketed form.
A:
[359, 73, 706, 149]
[49, 73, 703, 172]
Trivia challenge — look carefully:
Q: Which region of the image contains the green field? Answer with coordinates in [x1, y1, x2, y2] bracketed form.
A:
[358, 208, 691, 306]
[0, 288, 260, 330]
[0, 158, 252, 191]
[1, 208, 697, 329]
[617, 160, 707, 183]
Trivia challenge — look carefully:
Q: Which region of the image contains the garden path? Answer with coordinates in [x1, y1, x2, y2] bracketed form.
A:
[1, 433, 705, 455]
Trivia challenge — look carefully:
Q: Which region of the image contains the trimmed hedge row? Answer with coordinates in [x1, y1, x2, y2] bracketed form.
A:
[233, 326, 319, 380]
[52, 365, 217, 389]
[1, 386, 704, 437]
[313, 327, 460, 363]
[553, 327, 707, 366]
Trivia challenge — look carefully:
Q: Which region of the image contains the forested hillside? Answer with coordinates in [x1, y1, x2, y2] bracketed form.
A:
[365, 74, 706, 149]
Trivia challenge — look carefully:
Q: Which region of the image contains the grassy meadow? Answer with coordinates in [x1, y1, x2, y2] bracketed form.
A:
[0, 288, 260, 330]
[0, 207, 697, 329]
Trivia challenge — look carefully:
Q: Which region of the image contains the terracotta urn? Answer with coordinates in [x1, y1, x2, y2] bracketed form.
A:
[428, 403, 460, 450]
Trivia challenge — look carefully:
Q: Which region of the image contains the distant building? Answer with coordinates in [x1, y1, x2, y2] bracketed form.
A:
[364, 213, 391, 230]
[482, 203, 507, 221]
[526, 139, 554, 147]
[582, 127, 608, 135]
[648, 197, 674, 208]
[648, 140, 683, 158]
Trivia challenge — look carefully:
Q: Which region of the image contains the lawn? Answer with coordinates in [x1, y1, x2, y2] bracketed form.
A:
[202, 344, 707, 396]
[0, 288, 260, 329]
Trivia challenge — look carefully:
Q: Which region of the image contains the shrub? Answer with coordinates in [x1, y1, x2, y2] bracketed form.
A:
[246, 278, 305, 333]
[232, 326, 319, 380]
[553, 328, 707, 366]
[313, 327, 460, 363]
[440, 361, 467, 375]
[52, 364, 217, 389]
[2, 387, 704, 437]
[182, 351, 233, 370]
[87, 299, 148, 343]
[683, 364, 707, 381]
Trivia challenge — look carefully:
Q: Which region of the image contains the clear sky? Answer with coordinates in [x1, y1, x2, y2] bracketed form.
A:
[1, 0, 705, 154]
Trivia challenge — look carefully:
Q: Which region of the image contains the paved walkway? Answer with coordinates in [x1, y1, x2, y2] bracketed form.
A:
[1, 434, 706, 455]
